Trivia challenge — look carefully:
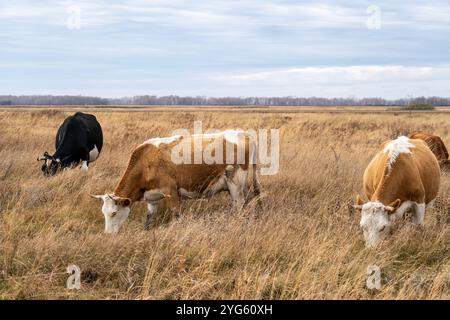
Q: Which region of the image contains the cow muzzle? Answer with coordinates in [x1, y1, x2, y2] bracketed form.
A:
[37, 151, 52, 162]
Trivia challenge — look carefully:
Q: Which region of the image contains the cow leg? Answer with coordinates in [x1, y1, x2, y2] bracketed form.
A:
[143, 185, 179, 226]
[426, 198, 436, 209]
[203, 175, 228, 198]
[158, 185, 180, 223]
[144, 202, 158, 230]
[178, 188, 201, 199]
[81, 161, 89, 173]
[412, 203, 425, 225]
[397, 201, 426, 225]
[178, 176, 228, 200]
[225, 165, 248, 208]
[80, 148, 90, 173]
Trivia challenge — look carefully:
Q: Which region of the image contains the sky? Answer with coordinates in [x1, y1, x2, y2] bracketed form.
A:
[1, 0, 450, 99]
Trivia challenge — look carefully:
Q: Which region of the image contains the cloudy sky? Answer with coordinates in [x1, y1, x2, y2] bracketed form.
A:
[1, 0, 450, 98]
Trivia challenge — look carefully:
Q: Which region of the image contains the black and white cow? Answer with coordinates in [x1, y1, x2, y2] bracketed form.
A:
[38, 112, 103, 176]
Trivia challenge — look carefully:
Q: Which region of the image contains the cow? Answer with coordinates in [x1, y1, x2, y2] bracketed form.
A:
[408, 132, 449, 168]
[353, 136, 440, 247]
[92, 130, 261, 234]
[38, 112, 103, 176]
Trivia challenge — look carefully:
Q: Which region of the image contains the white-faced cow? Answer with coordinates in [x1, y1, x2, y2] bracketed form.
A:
[354, 136, 440, 247]
[38, 112, 103, 176]
[93, 130, 261, 234]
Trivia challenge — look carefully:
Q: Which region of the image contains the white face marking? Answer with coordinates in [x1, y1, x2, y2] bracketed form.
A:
[89, 145, 99, 162]
[359, 201, 392, 247]
[81, 161, 88, 172]
[143, 135, 182, 147]
[383, 136, 415, 172]
[99, 195, 131, 234]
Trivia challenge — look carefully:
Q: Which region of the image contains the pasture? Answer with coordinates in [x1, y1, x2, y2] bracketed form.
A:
[0, 108, 449, 299]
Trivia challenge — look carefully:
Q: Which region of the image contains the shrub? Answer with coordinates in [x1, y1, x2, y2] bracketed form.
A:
[401, 103, 435, 111]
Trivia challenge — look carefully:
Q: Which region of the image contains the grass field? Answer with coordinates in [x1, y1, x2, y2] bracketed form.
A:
[0, 108, 449, 299]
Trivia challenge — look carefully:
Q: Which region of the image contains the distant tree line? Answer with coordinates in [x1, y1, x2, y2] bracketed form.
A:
[0, 95, 109, 106]
[1, 95, 450, 106]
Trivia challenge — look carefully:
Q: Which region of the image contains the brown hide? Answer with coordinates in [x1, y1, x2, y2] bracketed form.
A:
[363, 138, 440, 206]
[113, 133, 253, 208]
[409, 132, 449, 165]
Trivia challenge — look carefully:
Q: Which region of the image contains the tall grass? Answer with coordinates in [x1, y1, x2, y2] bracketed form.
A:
[0, 110, 449, 299]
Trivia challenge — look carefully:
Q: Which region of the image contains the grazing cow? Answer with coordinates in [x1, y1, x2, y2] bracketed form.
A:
[408, 132, 449, 167]
[93, 130, 261, 234]
[38, 112, 103, 176]
[353, 136, 440, 247]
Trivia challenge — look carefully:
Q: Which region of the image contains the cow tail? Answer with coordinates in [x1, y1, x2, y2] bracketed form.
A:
[251, 139, 261, 197]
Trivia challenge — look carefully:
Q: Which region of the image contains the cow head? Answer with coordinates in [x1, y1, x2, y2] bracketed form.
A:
[353, 195, 401, 247]
[92, 194, 131, 234]
[37, 152, 61, 176]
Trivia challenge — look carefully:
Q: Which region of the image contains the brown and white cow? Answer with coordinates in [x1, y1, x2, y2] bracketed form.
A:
[93, 130, 261, 233]
[354, 136, 440, 247]
[408, 132, 449, 167]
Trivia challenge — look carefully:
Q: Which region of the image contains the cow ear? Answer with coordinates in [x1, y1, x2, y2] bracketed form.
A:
[356, 195, 364, 205]
[386, 199, 401, 214]
[352, 194, 364, 211]
[91, 194, 106, 200]
[115, 197, 131, 207]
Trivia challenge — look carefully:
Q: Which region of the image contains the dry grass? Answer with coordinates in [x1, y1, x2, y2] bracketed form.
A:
[0, 109, 449, 299]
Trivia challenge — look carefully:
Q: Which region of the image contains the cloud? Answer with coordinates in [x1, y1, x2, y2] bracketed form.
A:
[2, 1, 448, 32]
[210, 65, 450, 98]
[1, 1, 450, 97]
[214, 65, 443, 83]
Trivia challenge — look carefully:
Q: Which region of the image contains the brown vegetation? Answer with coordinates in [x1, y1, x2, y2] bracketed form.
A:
[0, 110, 449, 299]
